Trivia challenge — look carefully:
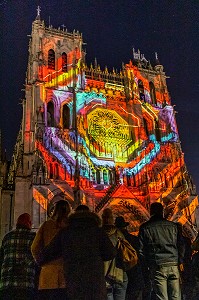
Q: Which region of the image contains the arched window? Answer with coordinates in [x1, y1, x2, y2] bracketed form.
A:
[47, 101, 55, 127]
[149, 82, 157, 105]
[143, 118, 149, 137]
[62, 104, 70, 129]
[132, 172, 136, 187]
[103, 170, 108, 185]
[109, 170, 113, 185]
[155, 120, 161, 142]
[127, 174, 131, 186]
[62, 52, 67, 72]
[55, 164, 59, 179]
[48, 49, 55, 70]
[96, 170, 100, 184]
[49, 164, 53, 179]
[138, 79, 145, 101]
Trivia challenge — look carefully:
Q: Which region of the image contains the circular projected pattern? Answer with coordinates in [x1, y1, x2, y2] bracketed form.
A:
[88, 108, 130, 146]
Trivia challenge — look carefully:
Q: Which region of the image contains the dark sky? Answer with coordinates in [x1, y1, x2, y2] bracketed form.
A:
[0, 1, 199, 189]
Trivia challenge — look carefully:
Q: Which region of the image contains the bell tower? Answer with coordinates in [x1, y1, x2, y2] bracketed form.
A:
[13, 7, 84, 226]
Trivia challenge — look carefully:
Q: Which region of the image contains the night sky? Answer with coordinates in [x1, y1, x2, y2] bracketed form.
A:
[0, 1, 199, 189]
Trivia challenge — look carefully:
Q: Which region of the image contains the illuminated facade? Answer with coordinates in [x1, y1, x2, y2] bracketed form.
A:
[1, 9, 198, 240]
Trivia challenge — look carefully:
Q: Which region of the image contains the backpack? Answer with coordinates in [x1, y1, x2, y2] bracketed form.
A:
[116, 237, 138, 271]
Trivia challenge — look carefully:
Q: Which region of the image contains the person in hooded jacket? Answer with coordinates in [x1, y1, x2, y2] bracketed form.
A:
[37, 205, 116, 300]
[31, 197, 71, 300]
[102, 208, 128, 300]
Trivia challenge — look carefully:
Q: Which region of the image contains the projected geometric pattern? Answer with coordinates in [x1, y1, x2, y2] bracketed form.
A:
[6, 10, 198, 241]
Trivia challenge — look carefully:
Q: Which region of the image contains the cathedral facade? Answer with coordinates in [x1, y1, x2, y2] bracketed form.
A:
[1, 10, 198, 241]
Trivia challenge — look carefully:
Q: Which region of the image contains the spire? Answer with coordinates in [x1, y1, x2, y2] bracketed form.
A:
[94, 58, 97, 70]
[155, 52, 160, 65]
[36, 6, 41, 21]
[154, 52, 164, 72]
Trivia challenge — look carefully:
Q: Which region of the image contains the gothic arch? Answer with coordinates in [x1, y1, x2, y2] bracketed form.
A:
[149, 81, 157, 105]
[62, 103, 70, 129]
[155, 119, 161, 142]
[47, 101, 55, 127]
[138, 79, 145, 101]
[103, 169, 108, 185]
[62, 52, 67, 72]
[48, 49, 55, 70]
[96, 169, 100, 184]
[109, 170, 113, 185]
[54, 164, 59, 179]
[49, 163, 53, 179]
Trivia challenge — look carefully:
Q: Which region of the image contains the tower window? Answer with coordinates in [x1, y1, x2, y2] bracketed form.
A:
[149, 82, 157, 105]
[62, 104, 70, 129]
[155, 120, 161, 142]
[48, 49, 55, 70]
[49, 163, 53, 179]
[138, 79, 145, 101]
[47, 101, 55, 127]
[62, 52, 67, 72]
[96, 170, 100, 184]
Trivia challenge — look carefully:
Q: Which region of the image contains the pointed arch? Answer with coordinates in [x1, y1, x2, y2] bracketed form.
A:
[155, 120, 161, 142]
[96, 169, 100, 184]
[138, 79, 145, 101]
[109, 170, 113, 185]
[55, 164, 59, 179]
[47, 101, 55, 127]
[48, 49, 55, 70]
[62, 52, 67, 72]
[49, 163, 53, 179]
[103, 169, 108, 185]
[149, 82, 157, 105]
[62, 104, 70, 129]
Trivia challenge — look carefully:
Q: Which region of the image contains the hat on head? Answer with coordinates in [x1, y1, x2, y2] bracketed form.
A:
[115, 216, 129, 228]
[16, 213, 32, 230]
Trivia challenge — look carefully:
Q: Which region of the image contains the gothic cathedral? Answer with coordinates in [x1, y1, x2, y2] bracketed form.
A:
[0, 10, 198, 241]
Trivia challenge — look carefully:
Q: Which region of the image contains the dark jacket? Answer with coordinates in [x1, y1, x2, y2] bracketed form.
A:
[138, 215, 185, 268]
[39, 211, 116, 300]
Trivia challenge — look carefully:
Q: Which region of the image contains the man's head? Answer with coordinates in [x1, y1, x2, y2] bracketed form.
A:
[75, 204, 90, 212]
[102, 208, 114, 225]
[150, 202, 164, 217]
[16, 213, 32, 230]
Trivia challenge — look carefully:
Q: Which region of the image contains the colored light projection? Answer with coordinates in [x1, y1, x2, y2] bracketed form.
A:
[33, 49, 198, 239]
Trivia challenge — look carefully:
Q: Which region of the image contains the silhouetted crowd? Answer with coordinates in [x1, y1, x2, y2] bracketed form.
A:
[1, 199, 199, 300]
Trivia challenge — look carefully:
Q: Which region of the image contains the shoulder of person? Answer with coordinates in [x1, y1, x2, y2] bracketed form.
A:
[139, 219, 150, 230]
[68, 211, 101, 226]
[41, 219, 56, 229]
